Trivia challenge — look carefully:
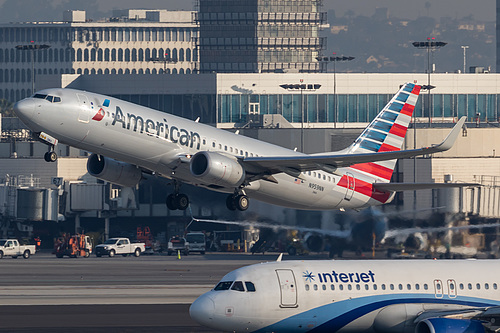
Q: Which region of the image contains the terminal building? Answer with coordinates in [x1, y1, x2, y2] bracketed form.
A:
[0, 9, 198, 102]
[0, 4, 498, 252]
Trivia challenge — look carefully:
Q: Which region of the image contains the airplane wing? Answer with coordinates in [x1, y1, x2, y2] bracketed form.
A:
[242, 117, 466, 176]
[373, 182, 479, 192]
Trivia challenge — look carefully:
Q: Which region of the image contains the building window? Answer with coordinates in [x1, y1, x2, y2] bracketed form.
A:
[111, 49, 117, 61]
[139, 49, 144, 61]
[118, 48, 123, 61]
[104, 49, 110, 61]
[125, 49, 130, 62]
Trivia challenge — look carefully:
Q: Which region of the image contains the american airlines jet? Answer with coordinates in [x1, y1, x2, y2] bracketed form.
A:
[13, 82, 467, 211]
[190, 259, 500, 332]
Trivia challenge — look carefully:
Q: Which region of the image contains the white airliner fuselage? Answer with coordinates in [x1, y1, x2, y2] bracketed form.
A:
[190, 259, 500, 332]
[13, 83, 467, 211]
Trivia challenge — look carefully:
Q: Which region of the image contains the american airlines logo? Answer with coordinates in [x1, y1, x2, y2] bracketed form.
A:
[111, 105, 201, 149]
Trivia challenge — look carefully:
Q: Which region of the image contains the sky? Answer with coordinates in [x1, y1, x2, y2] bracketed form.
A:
[0, 0, 495, 23]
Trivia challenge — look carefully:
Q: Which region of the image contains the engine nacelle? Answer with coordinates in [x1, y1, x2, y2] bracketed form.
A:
[87, 154, 142, 187]
[415, 318, 485, 333]
[304, 233, 324, 252]
[190, 151, 245, 188]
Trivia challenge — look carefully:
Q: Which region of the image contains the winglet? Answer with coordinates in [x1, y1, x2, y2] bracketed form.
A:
[431, 116, 466, 152]
[276, 253, 283, 262]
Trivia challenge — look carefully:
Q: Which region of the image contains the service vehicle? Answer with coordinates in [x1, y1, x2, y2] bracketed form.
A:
[167, 236, 189, 256]
[185, 232, 206, 255]
[54, 234, 93, 258]
[95, 238, 145, 257]
[0, 239, 36, 259]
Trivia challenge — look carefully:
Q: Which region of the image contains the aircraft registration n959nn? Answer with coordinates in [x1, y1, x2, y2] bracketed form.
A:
[189, 259, 500, 332]
[13, 82, 470, 211]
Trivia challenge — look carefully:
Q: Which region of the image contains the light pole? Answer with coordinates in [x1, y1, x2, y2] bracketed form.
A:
[316, 54, 355, 127]
[15, 42, 50, 94]
[461, 45, 469, 73]
[412, 38, 447, 125]
[279, 82, 321, 153]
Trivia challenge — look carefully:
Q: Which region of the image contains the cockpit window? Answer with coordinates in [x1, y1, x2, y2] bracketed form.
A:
[245, 281, 256, 292]
[33, 93, 61, 103]
[214, 281, 233, 291]
[231, 281, 245, 292]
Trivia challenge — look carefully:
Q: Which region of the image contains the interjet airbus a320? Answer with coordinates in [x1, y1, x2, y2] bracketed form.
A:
[190, 259, 500, 332]
[14, 82, 466, 211]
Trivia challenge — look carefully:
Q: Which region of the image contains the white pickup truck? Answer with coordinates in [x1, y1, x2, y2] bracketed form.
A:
[0, 239, 36, 259]
[95, 238, 145, 257]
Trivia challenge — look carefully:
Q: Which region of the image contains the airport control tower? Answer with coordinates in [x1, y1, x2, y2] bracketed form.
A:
[195, 0, 326, 73]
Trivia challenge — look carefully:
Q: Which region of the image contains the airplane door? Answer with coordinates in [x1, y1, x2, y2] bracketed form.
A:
[447, 279, 457, 298]
[276, 269, 298, 308]
[344, 172, 355, 201]
[77, 93, 90, 123]
[434, 279, 443, 298]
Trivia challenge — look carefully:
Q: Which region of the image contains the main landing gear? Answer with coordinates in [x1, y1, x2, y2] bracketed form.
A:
[44, 149, 57, 162]
[226, 193, 249, 211]
[166, 181, 189, 211]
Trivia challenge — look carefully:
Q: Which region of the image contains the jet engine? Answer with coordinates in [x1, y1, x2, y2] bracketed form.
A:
[190, 151, 245, 188]
[415, 318, 485, 333]
[87, 154, 142, 187]
[304, 233, 324, 253]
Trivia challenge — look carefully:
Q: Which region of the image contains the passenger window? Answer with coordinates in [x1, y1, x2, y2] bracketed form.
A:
[356, 284, 360, 290]
[330, 285, 334, 291]
[407, 284, 411, 290]
[381, 284, 385, 290]
[415, 284, 420, 290]
[347, 284, 352, 290]
[390, 284, 394, 290]
[245, 152, 248, 157]
[373, 284, 378, 291]
[313, 284, 318, 291]
[212, 142, 215, 148]
[364, 285, 369, 290]
[231, 281, 245, 292]
[313, 172, 316, 177]
[202, 139, 206, 145]
[468, 283, 472, 290]
[398, 284, 403, 290]
[230, 147, 233, 153]
[224, 146, 227, 151]
[240, 150, 243, 155]
[305, 285, 310, 291]
[485, 283, 489, 290]
[424, 284, 429, 290]
[494, 283, 498, 290]
[476, 283, 481, 290]
[245, 282, 256, 292]
[339, 285, 344, 291]
[322, 285, 326, 291]
[459, 283, 464, 290]
[214, 281, 233, 291]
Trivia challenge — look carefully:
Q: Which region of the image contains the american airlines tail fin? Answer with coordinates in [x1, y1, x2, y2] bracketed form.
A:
[347, 82, 421, 182]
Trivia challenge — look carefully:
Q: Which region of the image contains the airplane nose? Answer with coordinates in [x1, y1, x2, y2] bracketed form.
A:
[13, 98, 35, 120]
[189, 294, 215, 328]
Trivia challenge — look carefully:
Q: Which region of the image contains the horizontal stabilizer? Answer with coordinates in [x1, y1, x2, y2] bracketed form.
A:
[373, 181, 479, 192]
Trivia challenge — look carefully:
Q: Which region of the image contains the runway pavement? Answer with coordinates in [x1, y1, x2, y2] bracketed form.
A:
[0, 250, 303, 332]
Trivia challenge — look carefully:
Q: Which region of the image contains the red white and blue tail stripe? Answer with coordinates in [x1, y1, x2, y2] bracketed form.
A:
[348, 82, 421, 182]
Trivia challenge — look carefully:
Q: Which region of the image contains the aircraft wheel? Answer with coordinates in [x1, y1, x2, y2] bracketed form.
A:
[235, 195, 249, 211]
[166, 194, 177, 210]
[175, 194, 189, 210]
[44, 151, 57, 162]
[226, 195, 236, 210]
